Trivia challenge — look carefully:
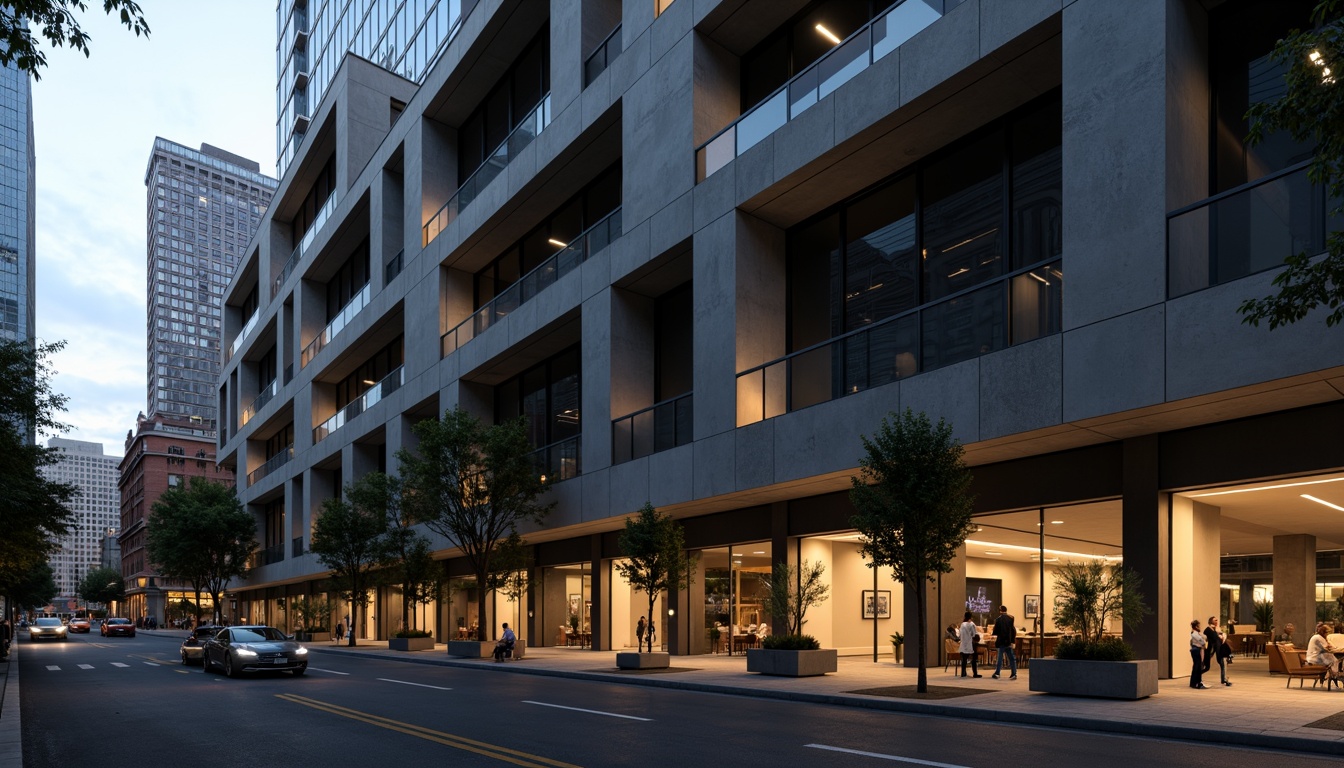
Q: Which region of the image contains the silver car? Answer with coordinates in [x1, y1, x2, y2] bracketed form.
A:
[29, 617, 67, 641]
[202, 625, 308, 677]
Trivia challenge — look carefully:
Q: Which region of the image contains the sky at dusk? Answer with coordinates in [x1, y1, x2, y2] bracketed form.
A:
[33, 0, 276, 458]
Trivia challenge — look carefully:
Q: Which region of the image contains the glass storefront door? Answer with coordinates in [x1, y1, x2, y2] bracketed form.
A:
[697, 543, 773, 655]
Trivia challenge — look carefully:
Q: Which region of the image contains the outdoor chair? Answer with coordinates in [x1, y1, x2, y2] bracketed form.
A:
[1281, 646, 1330, 689]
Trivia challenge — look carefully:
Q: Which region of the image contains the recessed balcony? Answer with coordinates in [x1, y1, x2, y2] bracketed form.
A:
[312, 365, 405, 443]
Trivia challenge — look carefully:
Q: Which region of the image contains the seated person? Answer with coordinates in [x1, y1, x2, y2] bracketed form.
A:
[1275, 623, 1297, 645]
[493, 622, 516, 662]
[1307, 622, 1342, 685]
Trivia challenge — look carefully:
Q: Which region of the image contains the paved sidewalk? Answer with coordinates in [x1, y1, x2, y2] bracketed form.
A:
[0, 649, 20, 768]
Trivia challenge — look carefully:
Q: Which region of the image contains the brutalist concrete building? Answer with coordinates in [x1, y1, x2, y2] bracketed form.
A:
[219, 0, 1344, 678]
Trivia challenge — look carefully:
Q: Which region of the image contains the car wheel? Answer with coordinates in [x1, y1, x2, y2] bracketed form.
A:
[225, 654, 237, 678]
[292, 665, 306, 677]
[181, 651, 189, 666]
[204, 653, 215, 672]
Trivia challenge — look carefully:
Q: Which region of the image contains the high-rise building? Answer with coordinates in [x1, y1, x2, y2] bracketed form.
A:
[222, 0, 1344, 672]
[0, 58, 33, 347]
[276, 0, 480, 174]
[144, 139, 277, 428]
[40, 439, 121, 609]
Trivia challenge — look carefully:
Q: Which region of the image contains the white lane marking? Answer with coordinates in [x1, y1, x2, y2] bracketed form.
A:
[377, 678, 451, 690]
[521, 701, 651, 721]
[805, 745, 969, 768]
[77, 664, 94, 669]
[308, 667, 350, 675]
[45, 665, 60, 671]
[143, 661, 160, 667]
[110, 662, 129, 668]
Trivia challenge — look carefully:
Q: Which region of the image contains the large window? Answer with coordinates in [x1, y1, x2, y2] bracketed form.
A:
[457, 29, 550, 187]
[334, 335, 404, 411]
[326, 239, 371, 321]
[495, 346, 581, 451]
[740, 0, 888, 112]
[293, 154, 336, 243]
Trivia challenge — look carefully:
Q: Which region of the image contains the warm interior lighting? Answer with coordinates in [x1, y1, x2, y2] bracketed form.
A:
[362, 379, 375, 385]
[1191, 477, 1344, 497]
[1051, 520, 1064, 525]
[948, 267, 969, 278]
[1030, 272, 1050, 286]
[752, 551, 765, 555]
[984, 551, 1002, 556]
[547, 238, 568, 247]
[1303, 494, 1344, 513]
[965, 539, 1121, 562]
[815, 23, 842, 45]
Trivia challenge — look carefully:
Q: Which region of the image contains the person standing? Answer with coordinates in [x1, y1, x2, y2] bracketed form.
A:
[334, 619, 345, 646]
[958, 611, 982, 678]
[1189, 619, 1208, 689]
[991, 605, 1017, 680]
[636, 616, 647, 652]
[1204, 616, 1230, 686]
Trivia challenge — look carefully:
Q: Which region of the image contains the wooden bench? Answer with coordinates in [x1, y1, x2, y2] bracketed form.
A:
[1278, 644, 1330, 689]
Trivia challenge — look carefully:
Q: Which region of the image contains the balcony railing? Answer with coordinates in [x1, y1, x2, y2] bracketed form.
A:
[423, 94, 553, 246]
[612, 392, 692, 465]
[275, 192, 339, 293]
[736, 259, 1061, 426]
[301, 282, 372, 369]
[695, 0, 946, 182]
[240, 378, 278, 427]
[254, 543, 285, 568]
[584, 23, 622, 86]
[385, 249, 404, 283]
[292, 536, 304, 558]
[527, 435, 581, 483]
[441, 208, 622, 358]
[1168, 161, 1333, 298]
[247, 444, 293, 486]
[313, 365, 405, 443]
[227, 309, 260, 362]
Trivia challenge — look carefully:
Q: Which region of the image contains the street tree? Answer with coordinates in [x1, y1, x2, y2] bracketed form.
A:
[487, 531, 532, 631]
[349, 471, 443, 633]
[398, 408, 552, 642]
[147, 478, 256, 624]
[1, 1, 150, 80]
[0, 340, 75, 603]
[76, 566, 123, 612]
[849, 409, 976, 693]
[615, 503, 692, 653]
[310, 474, 392, 646]
[7, 561, 58, 613]
[1240, 0, 1344, 329]
[765, 560, 830, 637]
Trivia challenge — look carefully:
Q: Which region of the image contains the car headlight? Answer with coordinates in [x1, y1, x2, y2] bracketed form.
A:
[235, 648, 258, 657]
[294, 647, 308, 655]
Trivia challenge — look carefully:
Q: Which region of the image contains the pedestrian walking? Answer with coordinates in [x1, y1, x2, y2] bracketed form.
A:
[1190, 619, 1208, 688]
[636, 615, 647, 652]
[991, 605, 1017, 680]
[334, 620, 344, 645]
[958, 611, 982, 678]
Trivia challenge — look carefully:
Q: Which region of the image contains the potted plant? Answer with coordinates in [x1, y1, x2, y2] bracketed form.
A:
[747, 560, 835, 677]
[1254, 600, 1273, 633]
[1028, 561, 1155, 700]
[891, 631, 904, 663]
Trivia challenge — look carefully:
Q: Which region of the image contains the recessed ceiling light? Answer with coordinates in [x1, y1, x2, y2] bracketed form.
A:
[815, 23, 841, 45]
[752, 551, 765, 555]
[1051, 520, 1064, 525]
[1191, 477, 1344, 497]
[1303, 494, 1344, 513]
[547, 238, 568, 247]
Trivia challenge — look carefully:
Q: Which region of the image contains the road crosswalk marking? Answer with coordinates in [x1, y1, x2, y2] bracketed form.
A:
[45, 665, 59, 671]
[77, 664, 94, 669]
[143, 661, 159, 667]
[110, 662, 129, 667]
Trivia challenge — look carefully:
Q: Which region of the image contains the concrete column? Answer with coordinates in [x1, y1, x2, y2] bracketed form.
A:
[1170, 497, 1220, 672]
[770, 501, 788, 637]
[1273, 534, 1316, 646]
[591, 534, 609, 651]
[1238, 578, 1257, 627]
[1121, 435, 1169, 673]
[551, 0, 583, 113]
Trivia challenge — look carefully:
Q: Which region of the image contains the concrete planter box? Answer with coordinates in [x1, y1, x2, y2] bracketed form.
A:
[294, 631, 330, 643]
[389, 635, 435, 651]
[746, 648, 838, 677]
[447, 638, 525, 659]
[1029, 658, 1159, 700]
[617, 652, 669, 669]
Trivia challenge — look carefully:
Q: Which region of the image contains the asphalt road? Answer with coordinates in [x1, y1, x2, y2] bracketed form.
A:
[16, 631, 1342, 767]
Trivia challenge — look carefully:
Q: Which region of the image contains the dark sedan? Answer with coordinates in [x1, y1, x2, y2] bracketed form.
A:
[179, 625, 224, 665]
[202, 626, 308, 678]
[101, 618, 136, 637]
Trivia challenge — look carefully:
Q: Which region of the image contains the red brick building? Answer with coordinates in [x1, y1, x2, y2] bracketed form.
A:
[118, 413, 233, 624]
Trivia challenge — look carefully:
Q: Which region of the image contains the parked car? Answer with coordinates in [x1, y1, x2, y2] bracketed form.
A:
[179, 625, 224, 665]
[202, 625, 308, 678]
[29, 617, 67, 641]
[68, 618, 91, 633]
[101, 618, 136, 637]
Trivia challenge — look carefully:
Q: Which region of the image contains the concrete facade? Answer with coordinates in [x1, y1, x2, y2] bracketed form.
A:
[220, 0, 1344, 672]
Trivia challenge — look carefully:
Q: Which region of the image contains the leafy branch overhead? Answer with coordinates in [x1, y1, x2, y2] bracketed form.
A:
[0, 1, 150, 80]
[146, 478, 256, 624]
[1240, 0, 1344, 329]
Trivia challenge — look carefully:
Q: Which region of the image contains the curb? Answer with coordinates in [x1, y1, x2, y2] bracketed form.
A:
[0, 648, 20, 768]
[305, 646, 1344, 757]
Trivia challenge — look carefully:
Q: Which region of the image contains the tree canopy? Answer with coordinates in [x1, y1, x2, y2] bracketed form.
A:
[7, 561, 57, 611]
[615, 503, 692, 652]
[0, 1, 150, 80]
[146, 478, 255, 623]
[398, 408, 552, 641]
[849, 408, 975, 692]
[76, 566, 124, 609]
[765, 560, 830, 637]
[310, 474, 393, 646]
[1240, 0, 1344, 329]
[351, 471, 443, 632]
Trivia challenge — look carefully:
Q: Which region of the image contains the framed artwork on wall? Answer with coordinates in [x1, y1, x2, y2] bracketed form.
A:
[862, 589, 891, 619]
[568, 594, 580, 617]
[1024, 594, 1041, 619]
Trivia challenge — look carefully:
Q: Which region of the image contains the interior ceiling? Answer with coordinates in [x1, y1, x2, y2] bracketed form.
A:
[958, 473, 1344, 563]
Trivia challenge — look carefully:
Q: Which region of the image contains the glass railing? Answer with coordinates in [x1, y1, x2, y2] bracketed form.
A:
[735, 260, 1061, 426]
[312, 365, 404, 443]
[1168, 161, 1334, 298]
[527, 435, 581, 483]
[240, 378, 278, 427]
[441, 208, 622, 357]
[247, 444, 293, 486]
[612, 392, 692, 465]
[275, 191, 338, 293]
[695, 0, 946, 182]
[423, 94, 553, 246]
[301, 283, 372, 369]
[385, 249, 404, 283]
[584, 23, 622, 87]
[254, 543, 285, 568]
[227, 309, 260, 362]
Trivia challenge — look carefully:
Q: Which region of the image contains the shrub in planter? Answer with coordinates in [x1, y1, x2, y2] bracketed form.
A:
[394, 629, 433, 639]
[761, 633, 820, 651]
[1055, 635, 1134, 662]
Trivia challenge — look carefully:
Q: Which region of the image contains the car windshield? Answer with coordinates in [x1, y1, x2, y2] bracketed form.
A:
[35, 618, 61, 627]
[231, 627, 286, 642]
[194, 627, 220, 639]
[107, 619, 130, 625]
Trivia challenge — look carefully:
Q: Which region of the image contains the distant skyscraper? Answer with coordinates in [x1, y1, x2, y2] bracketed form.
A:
[0, 58, 35, 346]
[41, 439, 120, 608]
[276, 0, 477, 174]
[144, 139, 277, 428]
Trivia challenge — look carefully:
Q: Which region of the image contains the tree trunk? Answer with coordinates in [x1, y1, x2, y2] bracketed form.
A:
[478, 582, 488, 641]
[915, 583, 928, 694]
[647, 593, 657, 653]
[348, 579, 359, 646]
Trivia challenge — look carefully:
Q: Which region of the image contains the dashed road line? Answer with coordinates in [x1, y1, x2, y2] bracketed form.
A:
[805, 744, 969, 768]
[143, 661, 160, 667]
[377, 678, 451, 690]
[77, 664, 94, 670]
[45, 665, 59, 671]
[521, 700, 651, 721]
[308, 667, 349, 675]
[110, 662, 129, 668]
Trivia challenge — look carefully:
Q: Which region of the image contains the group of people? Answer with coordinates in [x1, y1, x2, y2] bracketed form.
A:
[1187, 616, 1234, 689]
[952, 606, 1020, 680]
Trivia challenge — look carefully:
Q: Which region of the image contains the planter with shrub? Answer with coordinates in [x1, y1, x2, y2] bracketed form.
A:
[389, 629, 436, 652]
[747, 634, 837, 677]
